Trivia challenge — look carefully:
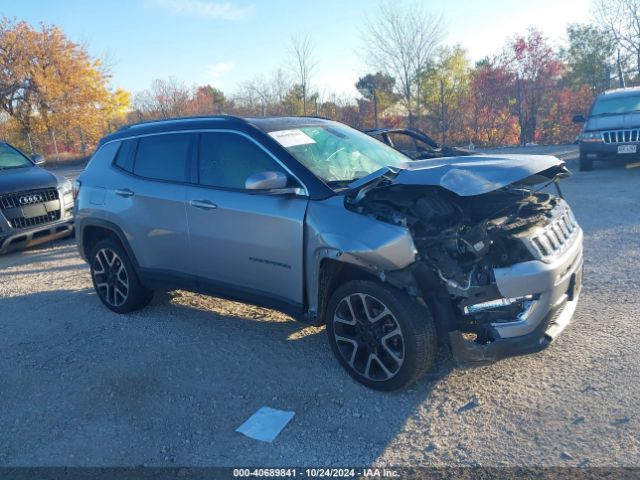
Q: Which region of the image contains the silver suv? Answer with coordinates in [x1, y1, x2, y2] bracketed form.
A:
[75, 116, 583, 390]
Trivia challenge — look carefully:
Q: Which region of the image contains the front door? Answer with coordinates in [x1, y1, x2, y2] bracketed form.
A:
[186, 131, 308, 306]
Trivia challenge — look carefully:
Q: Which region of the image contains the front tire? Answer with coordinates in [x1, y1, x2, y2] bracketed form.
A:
[89, 238, 153, 314]
[579, 153, 593, 171]
[326, 280, 437, 391]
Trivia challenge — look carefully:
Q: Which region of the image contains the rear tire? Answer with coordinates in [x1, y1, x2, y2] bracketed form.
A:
[325, 280, 437, 391]
[579, 153, 593, 171]
[89, 238, 153, 314]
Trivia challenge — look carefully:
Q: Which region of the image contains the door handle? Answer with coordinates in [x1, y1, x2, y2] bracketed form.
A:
[115, 188, 135, 198]
[189, 199, 218, 210]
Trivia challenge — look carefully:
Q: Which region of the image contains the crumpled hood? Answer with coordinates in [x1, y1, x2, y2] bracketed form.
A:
[585, 112, 640, 131]
[349, 154, 568, 197]
[0, 166, 61, 194]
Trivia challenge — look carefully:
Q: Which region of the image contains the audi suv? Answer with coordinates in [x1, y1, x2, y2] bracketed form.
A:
[0, 141, 74, 254]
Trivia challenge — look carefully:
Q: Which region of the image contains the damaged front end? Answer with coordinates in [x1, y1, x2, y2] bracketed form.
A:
[343, 155, 583, 363]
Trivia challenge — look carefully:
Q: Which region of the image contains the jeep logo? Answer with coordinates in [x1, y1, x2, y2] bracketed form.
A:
[19, 194, 43, 205]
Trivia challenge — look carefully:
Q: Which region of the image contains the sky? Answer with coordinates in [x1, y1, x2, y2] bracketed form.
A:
[1, 0, 592, 98]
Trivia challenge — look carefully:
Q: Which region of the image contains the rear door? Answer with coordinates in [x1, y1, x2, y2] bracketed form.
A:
[108, 132, 192, 276]
[185, 131, 308, 306]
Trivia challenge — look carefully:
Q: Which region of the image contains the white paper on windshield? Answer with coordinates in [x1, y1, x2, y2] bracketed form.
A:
[269, 129, 316, 148]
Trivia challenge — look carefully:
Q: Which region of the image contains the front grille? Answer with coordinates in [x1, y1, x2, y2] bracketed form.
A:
[602, 129, 640, 143]
[0, 188, 59, 210]
[526, 208, 579, 260]
[10, 210, 61, 229]
[1, 188, 61, 230]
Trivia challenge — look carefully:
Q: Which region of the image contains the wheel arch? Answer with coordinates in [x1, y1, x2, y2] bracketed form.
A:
[316, 258, 380, 325]
[79, 219, 140, 270]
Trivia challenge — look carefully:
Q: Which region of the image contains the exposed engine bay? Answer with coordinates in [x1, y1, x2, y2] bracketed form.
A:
[346, 184, 564, 343]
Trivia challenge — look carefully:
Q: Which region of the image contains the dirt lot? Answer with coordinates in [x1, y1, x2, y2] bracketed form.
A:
[1, 152, 639, 467]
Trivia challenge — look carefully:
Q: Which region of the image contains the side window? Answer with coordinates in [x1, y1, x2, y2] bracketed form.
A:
[88, 141, 120, 168]
[388, 133, 419, 158]
[113, 138, 137, 173]
[133, 133, 192, 182]
[198, 132, 287, 189]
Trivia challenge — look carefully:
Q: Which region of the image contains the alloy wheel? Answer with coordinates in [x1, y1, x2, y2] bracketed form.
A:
[332, 293, 405, 381]
[92, 248, 129, 307]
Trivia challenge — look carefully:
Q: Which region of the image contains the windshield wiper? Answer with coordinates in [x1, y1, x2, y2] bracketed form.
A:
[0, 165, 29, 170]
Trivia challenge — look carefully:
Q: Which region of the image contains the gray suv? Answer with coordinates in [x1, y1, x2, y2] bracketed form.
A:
[75, 116, 583, 390]
[0, 141, 74, 253]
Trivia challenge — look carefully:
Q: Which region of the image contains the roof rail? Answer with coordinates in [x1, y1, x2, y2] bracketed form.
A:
[117, 115, 246, 131]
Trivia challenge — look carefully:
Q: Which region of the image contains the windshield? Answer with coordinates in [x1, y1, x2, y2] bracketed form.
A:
[590, 95, 640, 116]
[268, 124, 409, 185]
[0, 143, 32, 169]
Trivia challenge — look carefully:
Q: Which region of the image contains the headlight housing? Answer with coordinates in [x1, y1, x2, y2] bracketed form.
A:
[579, 131, 603, 143]
[60, 179, 73, 195]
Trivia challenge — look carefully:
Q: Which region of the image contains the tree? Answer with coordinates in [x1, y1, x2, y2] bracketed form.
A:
[355, 72, 396, 128]
[501, 28, 563, 144]
[189, 85, 225, 115]
[361, 0, 445, 127]
[595, 0, 640, 77]
[420, 45, 471, 144]
[290, 33, 316, 115]
[105, 88, 131, 132]
[465, 61, 519, 146]
[0, 17, 114, 155]
[537, 85, 594, 144]
[133, 77, 191, 119]
[563, 23, 616, 92]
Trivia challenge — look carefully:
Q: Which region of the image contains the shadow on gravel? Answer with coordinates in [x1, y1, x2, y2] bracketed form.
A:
[0, 287, 454, 466]
[0, 237, 78, 269]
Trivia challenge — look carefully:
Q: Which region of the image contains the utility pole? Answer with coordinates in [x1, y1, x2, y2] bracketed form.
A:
[440, 79, 446, 145]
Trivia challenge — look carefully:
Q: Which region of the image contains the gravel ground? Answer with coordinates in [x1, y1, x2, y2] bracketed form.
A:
[0, 152, 639, 467]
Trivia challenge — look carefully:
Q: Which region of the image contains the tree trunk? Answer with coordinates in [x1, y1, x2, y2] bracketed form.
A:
[618, 49, 626, 88]
[373, 93, 379, 129]
[23, 128, 34, 154]
[302, 85, 307, 115]
[49, 128, 60, 167]
[515, 76, 525, 146]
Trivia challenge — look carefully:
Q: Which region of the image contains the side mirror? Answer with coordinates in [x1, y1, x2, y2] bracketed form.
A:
[245, 171, 288, 190]
[245, 171, 305, 196]
[572, 114, 586, 124]
[31, 154, 45, 165]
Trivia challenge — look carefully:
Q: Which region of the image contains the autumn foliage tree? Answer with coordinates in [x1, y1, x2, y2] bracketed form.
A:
[501, 29, 564, 144]
[465, 61, 519, 146]
[0, 17, 127, 157]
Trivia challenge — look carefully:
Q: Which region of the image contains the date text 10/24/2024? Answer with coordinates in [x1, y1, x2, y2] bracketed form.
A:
[233, 468, 401, 478]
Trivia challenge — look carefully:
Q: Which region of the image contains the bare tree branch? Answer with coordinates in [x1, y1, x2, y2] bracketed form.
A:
[290, 33, 317, 115]
[360, 0, 446, 127]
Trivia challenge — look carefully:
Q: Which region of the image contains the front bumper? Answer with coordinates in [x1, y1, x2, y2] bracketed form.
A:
[450, 226, 584, 362]
[0, 219, 74, 254]
[580, 141, 640, 161]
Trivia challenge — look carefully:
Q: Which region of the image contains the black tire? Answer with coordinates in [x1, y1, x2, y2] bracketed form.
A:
[89, 237, 153, 314]
[325, 280, 437, 391]
[579, 154, 593, 171]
